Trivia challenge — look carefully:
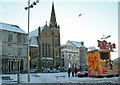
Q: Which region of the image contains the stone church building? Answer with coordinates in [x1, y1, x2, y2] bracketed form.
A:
[29, 2, 62, 69]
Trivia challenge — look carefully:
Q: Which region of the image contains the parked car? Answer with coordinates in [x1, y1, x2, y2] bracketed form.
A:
[77, 71, 88, 77]
[42, 68, 60, 73]
[49, 69, 60, 73]
[42, 69, 50, 73]
[30, 69, 37, 73]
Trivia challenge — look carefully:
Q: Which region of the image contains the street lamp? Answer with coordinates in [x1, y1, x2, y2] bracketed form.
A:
[25, 0, 39, 82]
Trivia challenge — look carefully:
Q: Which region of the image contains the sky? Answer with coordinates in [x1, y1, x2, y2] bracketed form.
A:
[0, 0, 119, 60]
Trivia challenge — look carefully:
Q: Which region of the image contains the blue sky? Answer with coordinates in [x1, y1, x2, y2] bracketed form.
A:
[0, 0, 119, 60]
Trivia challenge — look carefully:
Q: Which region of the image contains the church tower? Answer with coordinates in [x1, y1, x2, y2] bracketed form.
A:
[49, 2, 58, 28]
[38, 2, 62, 68]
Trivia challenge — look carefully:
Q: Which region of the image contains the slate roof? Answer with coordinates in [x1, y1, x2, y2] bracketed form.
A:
[29, 28, 39, 47]
[68, 40, 86, 48]
[29, 36, 38, 47]
[29, 29, 38, 39]
[0, 22, 27, 34]
[29, 27, 43, 39]
[29, 27, 44, 47]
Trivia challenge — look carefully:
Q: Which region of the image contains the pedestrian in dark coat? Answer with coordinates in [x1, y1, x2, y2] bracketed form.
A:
[75, 66, 77, 76]
[72, 66, 75, 77]
[68, 68, 71, 77]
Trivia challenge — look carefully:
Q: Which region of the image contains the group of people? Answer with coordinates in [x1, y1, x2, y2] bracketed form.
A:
[68, 66, 78, 77]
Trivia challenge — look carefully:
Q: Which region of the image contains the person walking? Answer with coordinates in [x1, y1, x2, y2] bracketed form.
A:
[72, 66, 75, 77]
[68, 68, 71, 77]
[75, 66, 77, 76]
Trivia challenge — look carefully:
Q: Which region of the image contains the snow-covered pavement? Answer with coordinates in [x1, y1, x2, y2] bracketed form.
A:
[1, 72, 120, 84]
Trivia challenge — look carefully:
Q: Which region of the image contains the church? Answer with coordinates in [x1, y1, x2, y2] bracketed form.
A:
[29, 2, 63, 69]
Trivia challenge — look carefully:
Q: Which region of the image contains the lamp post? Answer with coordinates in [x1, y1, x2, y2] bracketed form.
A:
[25, 0, 39, 82]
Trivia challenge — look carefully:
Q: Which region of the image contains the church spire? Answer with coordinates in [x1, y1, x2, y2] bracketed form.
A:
[49, 2, 57, 28]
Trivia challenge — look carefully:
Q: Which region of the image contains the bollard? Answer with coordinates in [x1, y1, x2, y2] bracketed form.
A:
[17, 72, 20, 83]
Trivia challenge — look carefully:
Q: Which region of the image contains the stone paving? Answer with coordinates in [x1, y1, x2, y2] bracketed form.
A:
[1, 72, 120, 85]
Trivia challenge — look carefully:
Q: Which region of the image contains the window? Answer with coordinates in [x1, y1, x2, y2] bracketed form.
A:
[18, 48, 22, 56]
[45, 33, 47, 37]
[69, 54, 71, 56]
[101, 52, 109, 60]
[18, 34, 22, 44]
[42, 43, 44, 57]
[8, 33, 13, 43]
[69, 56, 72, 60]
[23, 35, 27, 43]
[8, 46, 13, 55]
[56, 52, 57, 56]
[45, 43, 47, 56]
[48, 44, 51, 57]
[55, 35, 57, 39]
[0, 32, 2, 41]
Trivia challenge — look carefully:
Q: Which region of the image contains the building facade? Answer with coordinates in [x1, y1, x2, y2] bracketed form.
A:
[29, 34, 39, 69]
[29, 2, 62, 69]
[0, 22, 28, 73]
[61, 40, 88, 71]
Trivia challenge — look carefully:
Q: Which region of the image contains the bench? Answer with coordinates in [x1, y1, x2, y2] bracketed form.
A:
[2, 76, 13, 81]
[55, 76, 65, 80]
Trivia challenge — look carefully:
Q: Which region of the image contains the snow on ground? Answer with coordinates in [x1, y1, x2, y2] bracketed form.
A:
[2, 72, 120, 84]
[0, 75, 2, 85]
